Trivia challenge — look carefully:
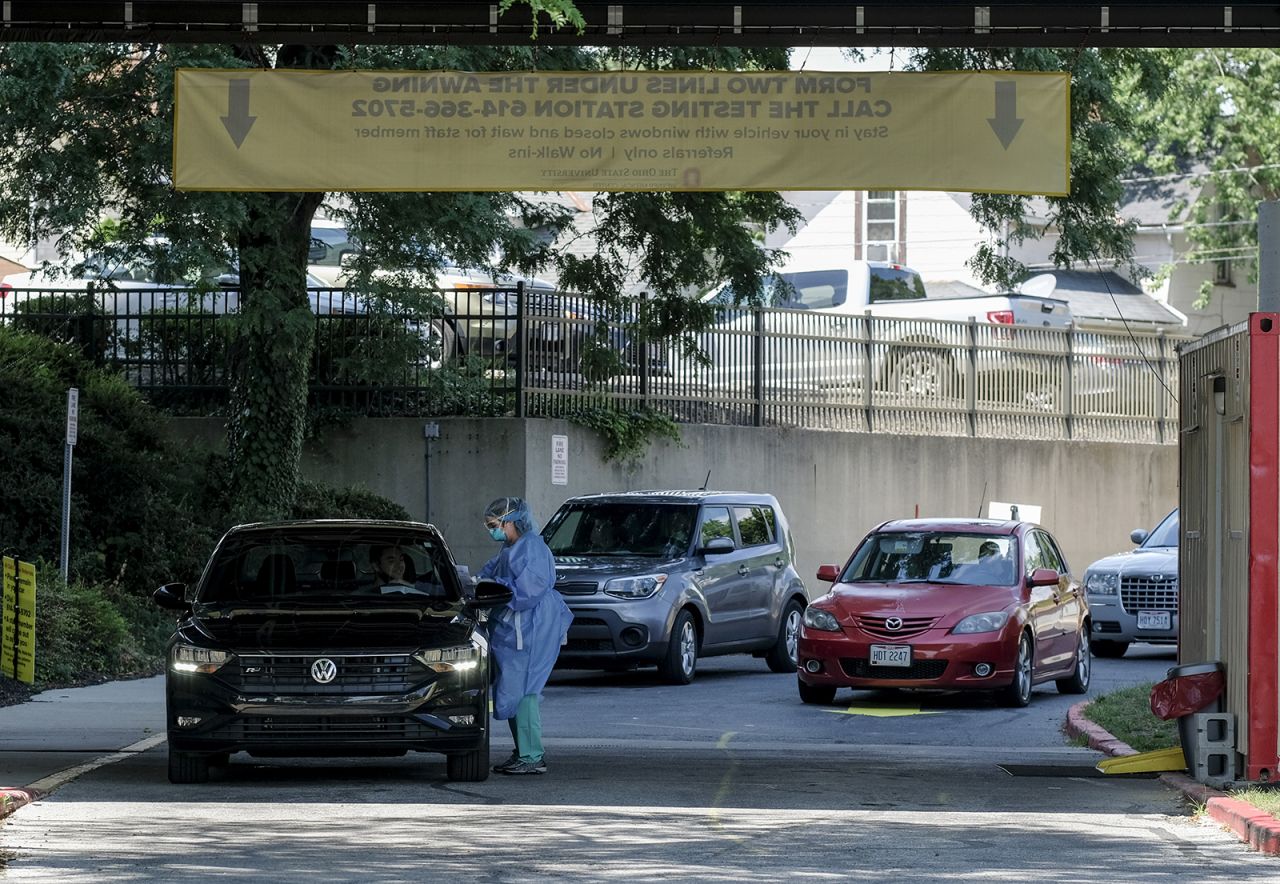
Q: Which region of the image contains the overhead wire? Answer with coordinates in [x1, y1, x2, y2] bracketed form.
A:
[1092, 253, 1179, 405]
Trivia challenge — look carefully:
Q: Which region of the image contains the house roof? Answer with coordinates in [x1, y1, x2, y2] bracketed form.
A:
[1038, 269, 1184, 328]
[1119, 162, 1207, 227]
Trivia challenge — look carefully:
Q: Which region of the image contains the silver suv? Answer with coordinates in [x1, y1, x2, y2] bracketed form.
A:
[1083, 508, 1179, 658]
[541, 491, 809, 684]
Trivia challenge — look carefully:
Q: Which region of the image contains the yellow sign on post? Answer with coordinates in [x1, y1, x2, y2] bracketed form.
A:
[1, 556, 14, 679]
[1, 557, 36, 684]
[174, 69, 1070, 195]
[15, 561, 35, 685]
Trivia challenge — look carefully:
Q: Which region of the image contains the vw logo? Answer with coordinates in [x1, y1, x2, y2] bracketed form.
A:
[884, 617, 903, 631]
[310, 658, 338, 684]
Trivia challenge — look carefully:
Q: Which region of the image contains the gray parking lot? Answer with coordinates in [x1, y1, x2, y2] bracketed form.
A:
[1, 646, 1275, 881]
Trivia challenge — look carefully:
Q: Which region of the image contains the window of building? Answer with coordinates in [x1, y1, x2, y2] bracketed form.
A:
[864, 191, 899, 262]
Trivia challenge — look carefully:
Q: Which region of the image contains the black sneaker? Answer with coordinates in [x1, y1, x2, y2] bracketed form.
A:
[498, 758, 547, 775]
[492, 752, 521, 773]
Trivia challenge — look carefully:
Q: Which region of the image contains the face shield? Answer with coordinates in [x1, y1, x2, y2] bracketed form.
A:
[484, 496, 539, 536]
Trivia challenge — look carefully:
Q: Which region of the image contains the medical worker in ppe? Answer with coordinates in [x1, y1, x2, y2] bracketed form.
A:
[478, 497, 573, 775]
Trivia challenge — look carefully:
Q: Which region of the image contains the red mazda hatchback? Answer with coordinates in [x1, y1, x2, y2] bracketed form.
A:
[796, 518, 1091, 707]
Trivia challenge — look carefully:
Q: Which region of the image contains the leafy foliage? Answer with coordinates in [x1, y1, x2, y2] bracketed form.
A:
[0, 326, 424, 688]
[0, 40, 804, 513]
[566, 402, 683, 464]
[0, 327, 222, 592]
[291, 479, 411, 521]
[1117, 48, 1280, 307]
[909, 47, 1171, 290]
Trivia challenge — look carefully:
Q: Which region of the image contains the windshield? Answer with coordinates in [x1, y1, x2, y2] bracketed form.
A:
[197, 529, 458, 605]
[842, 532, 1018, 586]
[544, 503, 697, 558]
[1141, 509, 1179, 548]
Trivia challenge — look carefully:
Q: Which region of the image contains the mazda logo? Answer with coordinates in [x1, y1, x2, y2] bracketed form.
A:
[310, 658, 338, 684]
[885, 617, 903, 631]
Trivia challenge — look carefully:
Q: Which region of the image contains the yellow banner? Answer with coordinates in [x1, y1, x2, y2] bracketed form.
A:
[1, 556, 13, 679]
[174, 69, 1069, 195]
[15, 561, 35, 684]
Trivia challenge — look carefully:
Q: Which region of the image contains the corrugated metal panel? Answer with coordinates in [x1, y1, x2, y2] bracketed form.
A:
[1178, 325, 1251, 755]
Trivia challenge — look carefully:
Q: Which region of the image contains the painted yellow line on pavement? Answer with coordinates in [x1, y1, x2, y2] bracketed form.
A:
[822, 704, 945, 718]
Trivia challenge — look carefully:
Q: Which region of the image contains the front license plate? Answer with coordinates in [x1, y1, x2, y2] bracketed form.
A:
[1137, 610, 1171, 630]
[870, 644, 912, 667]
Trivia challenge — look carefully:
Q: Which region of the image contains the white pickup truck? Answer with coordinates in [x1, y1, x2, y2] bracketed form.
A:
[691, 258, 1075, 409]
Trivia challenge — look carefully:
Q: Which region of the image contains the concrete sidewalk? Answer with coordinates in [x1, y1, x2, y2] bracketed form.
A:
[1066, 700, 1280, 855]
[0, 676, 165, 819]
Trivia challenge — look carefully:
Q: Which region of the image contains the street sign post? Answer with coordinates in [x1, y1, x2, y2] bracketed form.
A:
[60, 387, 78, 581]
[175, 69, 1070, 195]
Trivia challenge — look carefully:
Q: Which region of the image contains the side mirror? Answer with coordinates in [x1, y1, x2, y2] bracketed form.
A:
[816, 564, 841, 582]
[699, 536, 735, 555]
[470, 578, 514, 609]
[1028, 568, 1061, 588]
[1130, 529, 1149, 545]
[152, 583, 189, 611]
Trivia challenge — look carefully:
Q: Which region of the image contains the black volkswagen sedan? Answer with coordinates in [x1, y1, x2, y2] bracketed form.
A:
[152, 520, 510, 784]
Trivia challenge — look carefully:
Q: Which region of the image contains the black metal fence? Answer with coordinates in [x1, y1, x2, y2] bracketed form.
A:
[0, 284, 1189, 443]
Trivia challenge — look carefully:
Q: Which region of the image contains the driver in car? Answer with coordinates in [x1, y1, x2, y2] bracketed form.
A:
[371, 544, 414, 588]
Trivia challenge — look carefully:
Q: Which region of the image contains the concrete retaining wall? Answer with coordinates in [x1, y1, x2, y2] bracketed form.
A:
[168, 417, 1177, 593]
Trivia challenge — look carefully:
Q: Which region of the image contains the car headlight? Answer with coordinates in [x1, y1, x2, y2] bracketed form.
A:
[1085, 572, 1118, 595]
[952, 612, 1010, 634]
[171, 643, 233, 674]
[481, 292, 509, 308]
[604, 573, 667, 599]
[803, 606, 841, 632]
[414, 641, 483, 673]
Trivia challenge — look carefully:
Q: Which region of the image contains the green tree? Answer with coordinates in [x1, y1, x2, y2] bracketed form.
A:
[907, 47, 1171, 291]
[0, 26, 1169, 520]
[0, 39, 798, 519]
[1117, 48, 1279, 307]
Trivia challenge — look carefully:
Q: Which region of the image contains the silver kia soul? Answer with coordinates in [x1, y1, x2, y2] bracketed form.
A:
[541, 490, 809, 684]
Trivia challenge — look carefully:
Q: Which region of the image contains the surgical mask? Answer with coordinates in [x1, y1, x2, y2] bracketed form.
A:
[489, 525, 507, 542]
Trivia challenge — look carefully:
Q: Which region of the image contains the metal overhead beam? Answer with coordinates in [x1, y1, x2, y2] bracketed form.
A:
[1, 2, 1277, 48]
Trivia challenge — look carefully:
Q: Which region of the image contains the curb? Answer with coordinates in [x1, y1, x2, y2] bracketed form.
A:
[0, 787, 40, 820]
[1066, 700, 1280, 855]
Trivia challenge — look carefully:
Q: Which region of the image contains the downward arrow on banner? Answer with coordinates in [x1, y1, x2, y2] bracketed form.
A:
[220, 79, 257, 148]
[987, 80, 1024, 150]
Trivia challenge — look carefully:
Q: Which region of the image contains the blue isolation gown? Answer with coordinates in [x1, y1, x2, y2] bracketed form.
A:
[479, 531, 574, 720]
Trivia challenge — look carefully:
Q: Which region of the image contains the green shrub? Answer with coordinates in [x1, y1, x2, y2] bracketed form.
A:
[0, 328, 224, 594]
[9, 293, 114, 364]
[566, 402, 683, 463]
[30, 562, 133, 685]
[0, 326, 415, 693]
[292, 478, 412, 521]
